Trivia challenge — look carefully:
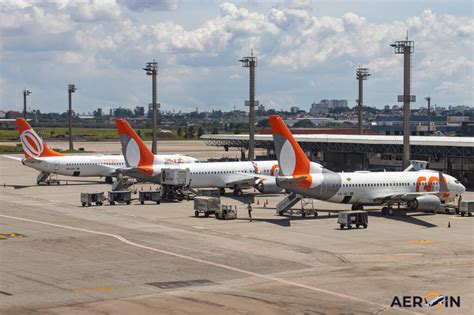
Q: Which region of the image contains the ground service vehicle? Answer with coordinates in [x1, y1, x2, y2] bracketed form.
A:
[194, 196, 220, 217]
[459, 200, 474, 216]
[337, 211, 368, 229]
[215, 205, 238, 220]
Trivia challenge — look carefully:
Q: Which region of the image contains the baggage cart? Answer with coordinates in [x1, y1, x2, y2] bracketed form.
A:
[197, 188, 221, 198]
[138, 190, 161, 205]
[81, 192, 104, 207]
[194, 196, 220, 217]
[108, 191, 132, 205]
[338, 210, 368, 229]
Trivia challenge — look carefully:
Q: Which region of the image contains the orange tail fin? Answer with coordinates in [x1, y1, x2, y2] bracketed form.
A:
[269, 115, 310, 177]
[16, 118, 64, 158]
[116, 119, 154, 167]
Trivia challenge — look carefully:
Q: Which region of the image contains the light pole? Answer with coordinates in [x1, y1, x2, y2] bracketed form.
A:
[23, 89, 31, 118]
[391, 36, 415, 170]
[356, 68, 370, 135]
[143, 60, 159, 154]
[68, 84, 77, 151]
[239, 50, 257, 161]
[424, 96, 431, 135]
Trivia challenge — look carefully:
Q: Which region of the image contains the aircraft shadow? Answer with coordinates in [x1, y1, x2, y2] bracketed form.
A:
[236, 217, 291, 227]
[252, 208, 438, 228]
[368, 211, 438, 228]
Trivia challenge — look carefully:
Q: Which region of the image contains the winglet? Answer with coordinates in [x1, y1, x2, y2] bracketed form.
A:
[269, 115, 310, 177]
[15, 118, 64, 158]
[116, 119, 154, 167]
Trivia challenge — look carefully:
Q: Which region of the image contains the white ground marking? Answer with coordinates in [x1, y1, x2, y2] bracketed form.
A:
[0, 214, 411, 313]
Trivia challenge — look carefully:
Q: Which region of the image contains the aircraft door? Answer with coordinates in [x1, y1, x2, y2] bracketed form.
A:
[54, 161, 60, 171]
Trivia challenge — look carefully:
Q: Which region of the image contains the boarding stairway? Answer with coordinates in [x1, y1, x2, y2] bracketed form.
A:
[36, 171, 51, 184]
[276, 192, 302, 215]
[112, 174, 135, 191]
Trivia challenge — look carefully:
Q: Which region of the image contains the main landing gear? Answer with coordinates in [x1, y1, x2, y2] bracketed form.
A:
[105, 176, 113, 184]
[233, 188, 243, 197]
[351, 204, 364, 211]
[381, 206, 395, 216]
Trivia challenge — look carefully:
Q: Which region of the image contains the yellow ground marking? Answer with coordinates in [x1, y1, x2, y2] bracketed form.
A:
[410, 239, 434, 244]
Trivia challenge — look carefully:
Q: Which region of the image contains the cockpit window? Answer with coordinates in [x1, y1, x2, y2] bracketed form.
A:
[454, 180, 460, 184]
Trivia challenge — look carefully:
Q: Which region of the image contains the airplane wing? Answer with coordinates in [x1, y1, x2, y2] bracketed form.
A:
[1, 155, 24, 161]
[96, 164, 120, 175]
[117, 167, 154, 178]
[224, 173, 257, 187]
[225, 172, 279, 187]
[372, 191, 441, 203]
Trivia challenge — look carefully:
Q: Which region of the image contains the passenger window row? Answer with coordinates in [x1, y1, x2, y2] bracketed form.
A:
[66, 162, 124, 166]
[340, 182, 431, 188]
[190, 170, 253, 175]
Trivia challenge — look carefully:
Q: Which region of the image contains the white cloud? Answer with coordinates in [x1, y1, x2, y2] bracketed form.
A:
[120, 0, 178, 11]
[0, 1, 472, 112]
[67, 0, 122, 22]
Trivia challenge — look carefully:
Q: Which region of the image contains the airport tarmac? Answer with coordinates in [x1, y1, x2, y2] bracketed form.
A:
[0, 150, 473, 314]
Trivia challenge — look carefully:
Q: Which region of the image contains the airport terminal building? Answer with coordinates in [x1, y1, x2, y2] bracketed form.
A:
[202, 134, 474, 187]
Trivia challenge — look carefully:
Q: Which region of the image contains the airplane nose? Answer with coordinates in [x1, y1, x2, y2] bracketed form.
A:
[460, 184, 466, 194]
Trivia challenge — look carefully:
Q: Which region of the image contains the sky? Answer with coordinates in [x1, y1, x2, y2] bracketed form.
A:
[0, 0, 472, 114]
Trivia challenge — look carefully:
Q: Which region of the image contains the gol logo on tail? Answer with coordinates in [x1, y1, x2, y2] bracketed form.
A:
[20, 130, 44, 158]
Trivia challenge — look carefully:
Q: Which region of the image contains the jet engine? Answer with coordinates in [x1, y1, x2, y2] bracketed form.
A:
[256, 178, 283, 194]
[407, 195, 441, 211]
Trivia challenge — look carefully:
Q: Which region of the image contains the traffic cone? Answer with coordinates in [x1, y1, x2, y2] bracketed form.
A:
[263, 201, 266, 208]
[448, 221, 451, 228]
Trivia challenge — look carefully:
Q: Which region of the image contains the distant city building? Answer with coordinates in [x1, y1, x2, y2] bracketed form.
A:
[310, 99, 348, 115]
[384, 105, 391, 110]
[5, 110, 21, 119]
[290, 106, 300, 113]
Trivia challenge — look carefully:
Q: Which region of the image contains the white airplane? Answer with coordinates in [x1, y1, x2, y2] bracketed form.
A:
[116, 118, 294, 195]
[269, 115, 466, 215]
[4, 118, 197, 184]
